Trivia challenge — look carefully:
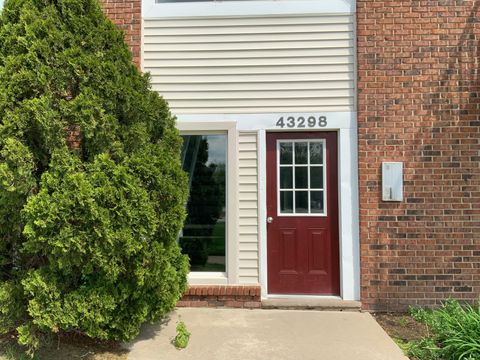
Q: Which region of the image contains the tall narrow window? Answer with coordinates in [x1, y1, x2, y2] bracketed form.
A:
[180, 134, 227, 272]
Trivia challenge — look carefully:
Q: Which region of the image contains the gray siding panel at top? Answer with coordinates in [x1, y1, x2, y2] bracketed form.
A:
[143, 14, 355, 114]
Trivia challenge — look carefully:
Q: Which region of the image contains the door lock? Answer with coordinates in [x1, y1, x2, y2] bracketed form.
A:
[267, 217, 273, 224]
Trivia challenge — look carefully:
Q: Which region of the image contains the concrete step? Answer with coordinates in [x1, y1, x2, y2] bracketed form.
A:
[262, 298, 361, 311]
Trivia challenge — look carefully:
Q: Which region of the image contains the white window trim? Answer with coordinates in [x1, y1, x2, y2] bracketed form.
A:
[177, 121, 239, 285]
[143, 0, 356, 18]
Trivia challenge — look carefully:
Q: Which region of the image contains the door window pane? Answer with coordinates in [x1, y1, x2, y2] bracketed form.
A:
[295, 142, 308, 164]
[310, 166, 324, 189]
[311, 191, 324, 214]
[295, 191, 309, 213]
[310, 142, 323, 164]
[280, 191, 293, 213]
[295, 167, 308, 189]
[280, 167, 293, 189]
[180, 135, 227, 272]
[280, 142, 293, 165]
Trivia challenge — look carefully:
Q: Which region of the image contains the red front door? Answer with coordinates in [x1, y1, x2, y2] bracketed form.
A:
[266, 132, 339, 295]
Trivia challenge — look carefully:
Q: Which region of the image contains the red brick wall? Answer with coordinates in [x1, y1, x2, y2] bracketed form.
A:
[358, 1, 480, 311]
[101, 0, 141, 66]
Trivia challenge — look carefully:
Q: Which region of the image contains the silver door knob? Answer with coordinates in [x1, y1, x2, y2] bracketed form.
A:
[267, 217, 273, 224]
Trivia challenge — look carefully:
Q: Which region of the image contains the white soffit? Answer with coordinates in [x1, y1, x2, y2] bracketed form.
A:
[143, 0, 356, 18]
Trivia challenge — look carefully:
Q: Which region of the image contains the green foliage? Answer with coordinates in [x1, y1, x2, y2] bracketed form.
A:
[402, 337, 441, 360]
[2, 343, 40, 360]
[174, 321, 190, 349]
[0, 0, 189, 354]
[408, 299, 480, 360]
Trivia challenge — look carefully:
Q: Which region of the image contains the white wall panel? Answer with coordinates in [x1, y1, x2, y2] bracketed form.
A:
[238, 132, 260, 283]
[143, 14, 355, 114]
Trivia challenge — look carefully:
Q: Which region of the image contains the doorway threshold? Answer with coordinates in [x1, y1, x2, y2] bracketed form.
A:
[262, 297, 361, 311]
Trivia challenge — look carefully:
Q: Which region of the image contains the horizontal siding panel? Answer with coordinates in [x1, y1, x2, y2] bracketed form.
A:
[240, 143, 257, 153]
[239, 152, 257, 161]
[239, 200, 258, 209]
[238, 192, 258, 201]
[239, 199, 258, 209]
[238, 259, 259, 268]
[239, 135, 257, 143]
[239, 168, 258, 177]
[144, 57, 353, 67]
[175, 106, 351, 114]
[147, 64, 354, 75]
[144, 48, 354, 59]
[239, 211, 259, 221]
[144, 15, 353, 28]
[238, 277, 259, 284]
[146, 40, 353, 52]
[239, 166, 257, 173]
[239, 150, 257, 157]
[162, 89, 353, 100]
[238, 268, 259, 277]
[239, 177, 258, 186]
[239, 234, 259, 244]
[238, 184, 258, 193]
[144, 25, 353, 37]
[239, 165, 257, 172]
[144, 17, 353, 29]
[145, 32, 352, 45]
[240, 245, 259, 254]
[239, 251, 259, 260]
[149, 80, 353, 92]
[151, 73, 354, 84]
[238, 222, 258, 230]
[238, 159, 257, 168]
[169, 97, 353, 108]
[239, 217, 258, 226]
[239, 170, 257, 178]
[144, 14, 354, 113]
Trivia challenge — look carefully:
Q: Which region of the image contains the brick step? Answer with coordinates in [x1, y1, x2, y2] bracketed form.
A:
[177, 285, 261, 309]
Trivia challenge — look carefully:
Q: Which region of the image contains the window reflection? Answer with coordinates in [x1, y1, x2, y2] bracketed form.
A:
[180, 135, 227, 272]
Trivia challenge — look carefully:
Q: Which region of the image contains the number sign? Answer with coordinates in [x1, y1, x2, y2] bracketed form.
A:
[276, 116, 328, 129]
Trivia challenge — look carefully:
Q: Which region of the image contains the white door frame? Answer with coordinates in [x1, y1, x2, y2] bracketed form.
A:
[255, 113, 359, 300]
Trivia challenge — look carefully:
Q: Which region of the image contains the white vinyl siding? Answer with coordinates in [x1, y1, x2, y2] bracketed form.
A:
[238, 132, 259, 283]
[143, 14, 355, 114]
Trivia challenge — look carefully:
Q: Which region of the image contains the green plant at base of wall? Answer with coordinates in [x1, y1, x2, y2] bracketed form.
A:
[174, 321, 191, 349]
[0, 0, 189, 356]
[407, 299, 480, 360]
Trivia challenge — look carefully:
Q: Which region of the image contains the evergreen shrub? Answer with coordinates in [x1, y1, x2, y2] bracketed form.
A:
[0, 0, 189, 352]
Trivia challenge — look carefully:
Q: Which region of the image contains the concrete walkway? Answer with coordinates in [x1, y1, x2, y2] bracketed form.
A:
[125, 308, 407, 360]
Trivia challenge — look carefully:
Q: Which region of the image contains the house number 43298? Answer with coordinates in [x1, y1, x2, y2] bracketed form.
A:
[276, 116, 328, 129]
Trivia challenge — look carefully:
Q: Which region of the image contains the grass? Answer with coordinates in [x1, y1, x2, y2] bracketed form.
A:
[376, 299, 480, 360]
[0, 333, 128, 360]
